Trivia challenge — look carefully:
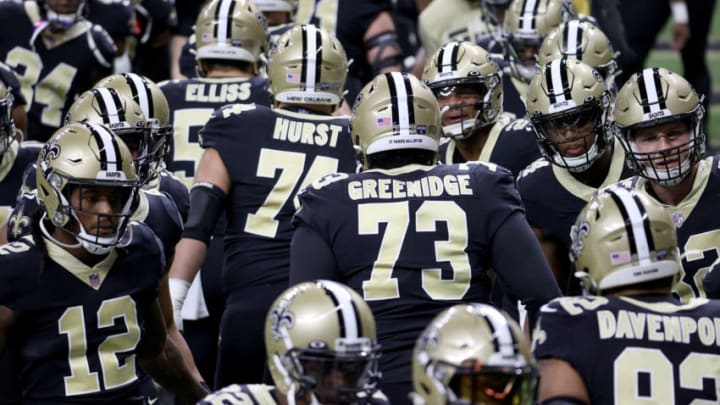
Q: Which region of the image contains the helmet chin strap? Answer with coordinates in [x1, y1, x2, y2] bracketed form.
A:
[39, 214, 85, 251]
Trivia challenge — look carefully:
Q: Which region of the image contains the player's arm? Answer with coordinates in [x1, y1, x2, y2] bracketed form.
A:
[158, 272, 205, 384]
[289, 225, 339, 285]
[491, 212, 561, 327]
[168, 148, 229, 329]
[364, 11, 403, 74]
[537, 358, 590, 405]
[0, 305, 14, 354]
[137, 297, 209, 404]
[531, 227, 563, 279]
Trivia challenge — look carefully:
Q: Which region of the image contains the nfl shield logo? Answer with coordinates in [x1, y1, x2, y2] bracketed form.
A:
[89, 273, 100, 288]
[671, 212, 684, 228]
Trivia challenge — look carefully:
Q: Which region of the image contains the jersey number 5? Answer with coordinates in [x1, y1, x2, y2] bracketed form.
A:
[58, 296, 140, 396]
[359, 200, 472, 301]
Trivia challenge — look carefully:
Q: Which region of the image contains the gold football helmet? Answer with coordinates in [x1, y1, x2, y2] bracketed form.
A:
[66, 87, 153, 183]
[254, 0, 297, 14]
[422, 41, 503, 139]
[0, 82, 15, 158]
[195, 0, 268, 71]
[614, 67, 705, 186]
[265, 280, 381, 404]
[503, 0, 574, 82]
[95, 73, 171, 176]
[36, 122, 139, 255]
[353, 72, 441, 162]
[526, 58, 611, 172]
[538, 19, 618, 93]
[570, 186, 681, 295]
[412, 303, 537, 405]
[268, 24, 348, 107]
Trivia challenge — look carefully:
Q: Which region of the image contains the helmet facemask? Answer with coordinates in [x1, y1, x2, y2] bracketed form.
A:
[113, 125, 154, 185]
[39, 170, 138, 255]
[0, 89, 15, 159]
[42, 0, 86, 31]
[432, 76, 502, 140]
[531, 100, 610, 172]
[281, 338, 381, 404]
[620, 110, 705, 187]
[446, 361, 538, 405]
[506, 35, 542, 83]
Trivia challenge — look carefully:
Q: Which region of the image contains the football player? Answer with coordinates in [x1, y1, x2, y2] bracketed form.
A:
[0, 61, 29, 140]
[0, 122, 207, 403]
[418, 0, 490, 61]
[168, 24, 357, 387]
[614, 67, 720, 302]
[159, 0, 273, 385]
[533, 186, 720, 404]
[95, 72, 190, 219]
[411, 303, 538, 405]
[290, 71, 560, 404]
[517, 58, 633, 295]
[0, 0, 116, 141]
[423, 41, 539, 177]
[199, 280, 388, 404]
[537, 19, 619, 95]
[295, 0, 403, 104]
[3, 89, 206, 394]
[177, 0, 298, 79]
[499, 0, 572, 115]
[0, 81, 40, 234]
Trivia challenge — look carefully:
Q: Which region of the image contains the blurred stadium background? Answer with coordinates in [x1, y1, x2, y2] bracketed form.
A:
[646, 5, 720, 147]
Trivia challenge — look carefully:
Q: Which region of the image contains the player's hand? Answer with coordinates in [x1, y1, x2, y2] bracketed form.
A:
[168, 278, 191, 332]
[671, 22, 690, 51]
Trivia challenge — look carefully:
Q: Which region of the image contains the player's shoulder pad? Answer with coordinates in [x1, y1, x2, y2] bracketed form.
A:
[142, 188, 183, 227]
[541, 295, 611, 317]
[0, 235, 37, 257]
[517, 157, 551, 180]
[500, 117, 534, 134]
[86, 24, 117, 68]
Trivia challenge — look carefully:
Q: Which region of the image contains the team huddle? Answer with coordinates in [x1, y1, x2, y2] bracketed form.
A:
[0, 0, 717, 404]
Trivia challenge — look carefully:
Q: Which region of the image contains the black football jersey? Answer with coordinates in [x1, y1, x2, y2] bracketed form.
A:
[533, 295, 720, 404]
[0, 1, 116, 141]
[159, 76, 273, 188]
[87, 0, 135, 38]
[0, 222, 164, 402]
[477, 117, 542, 178]
[294, 162, 524, 383]
[295, 0, 393, 103]
[199, 104, 356, 290]
[627, 156, 720, 302]
[144, 168, 191, 222]
[0, 141, 40, 226]
[517, 141, 633, 291]
[438, 113, 537, 179]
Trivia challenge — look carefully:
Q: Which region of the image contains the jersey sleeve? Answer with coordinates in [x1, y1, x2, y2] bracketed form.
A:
[469, 163, 524, 243]
[87, 24, 118, 69]
[292, 173, 348, 239]
[532, 297, 603, 373]
[492, 118, 542, 178]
